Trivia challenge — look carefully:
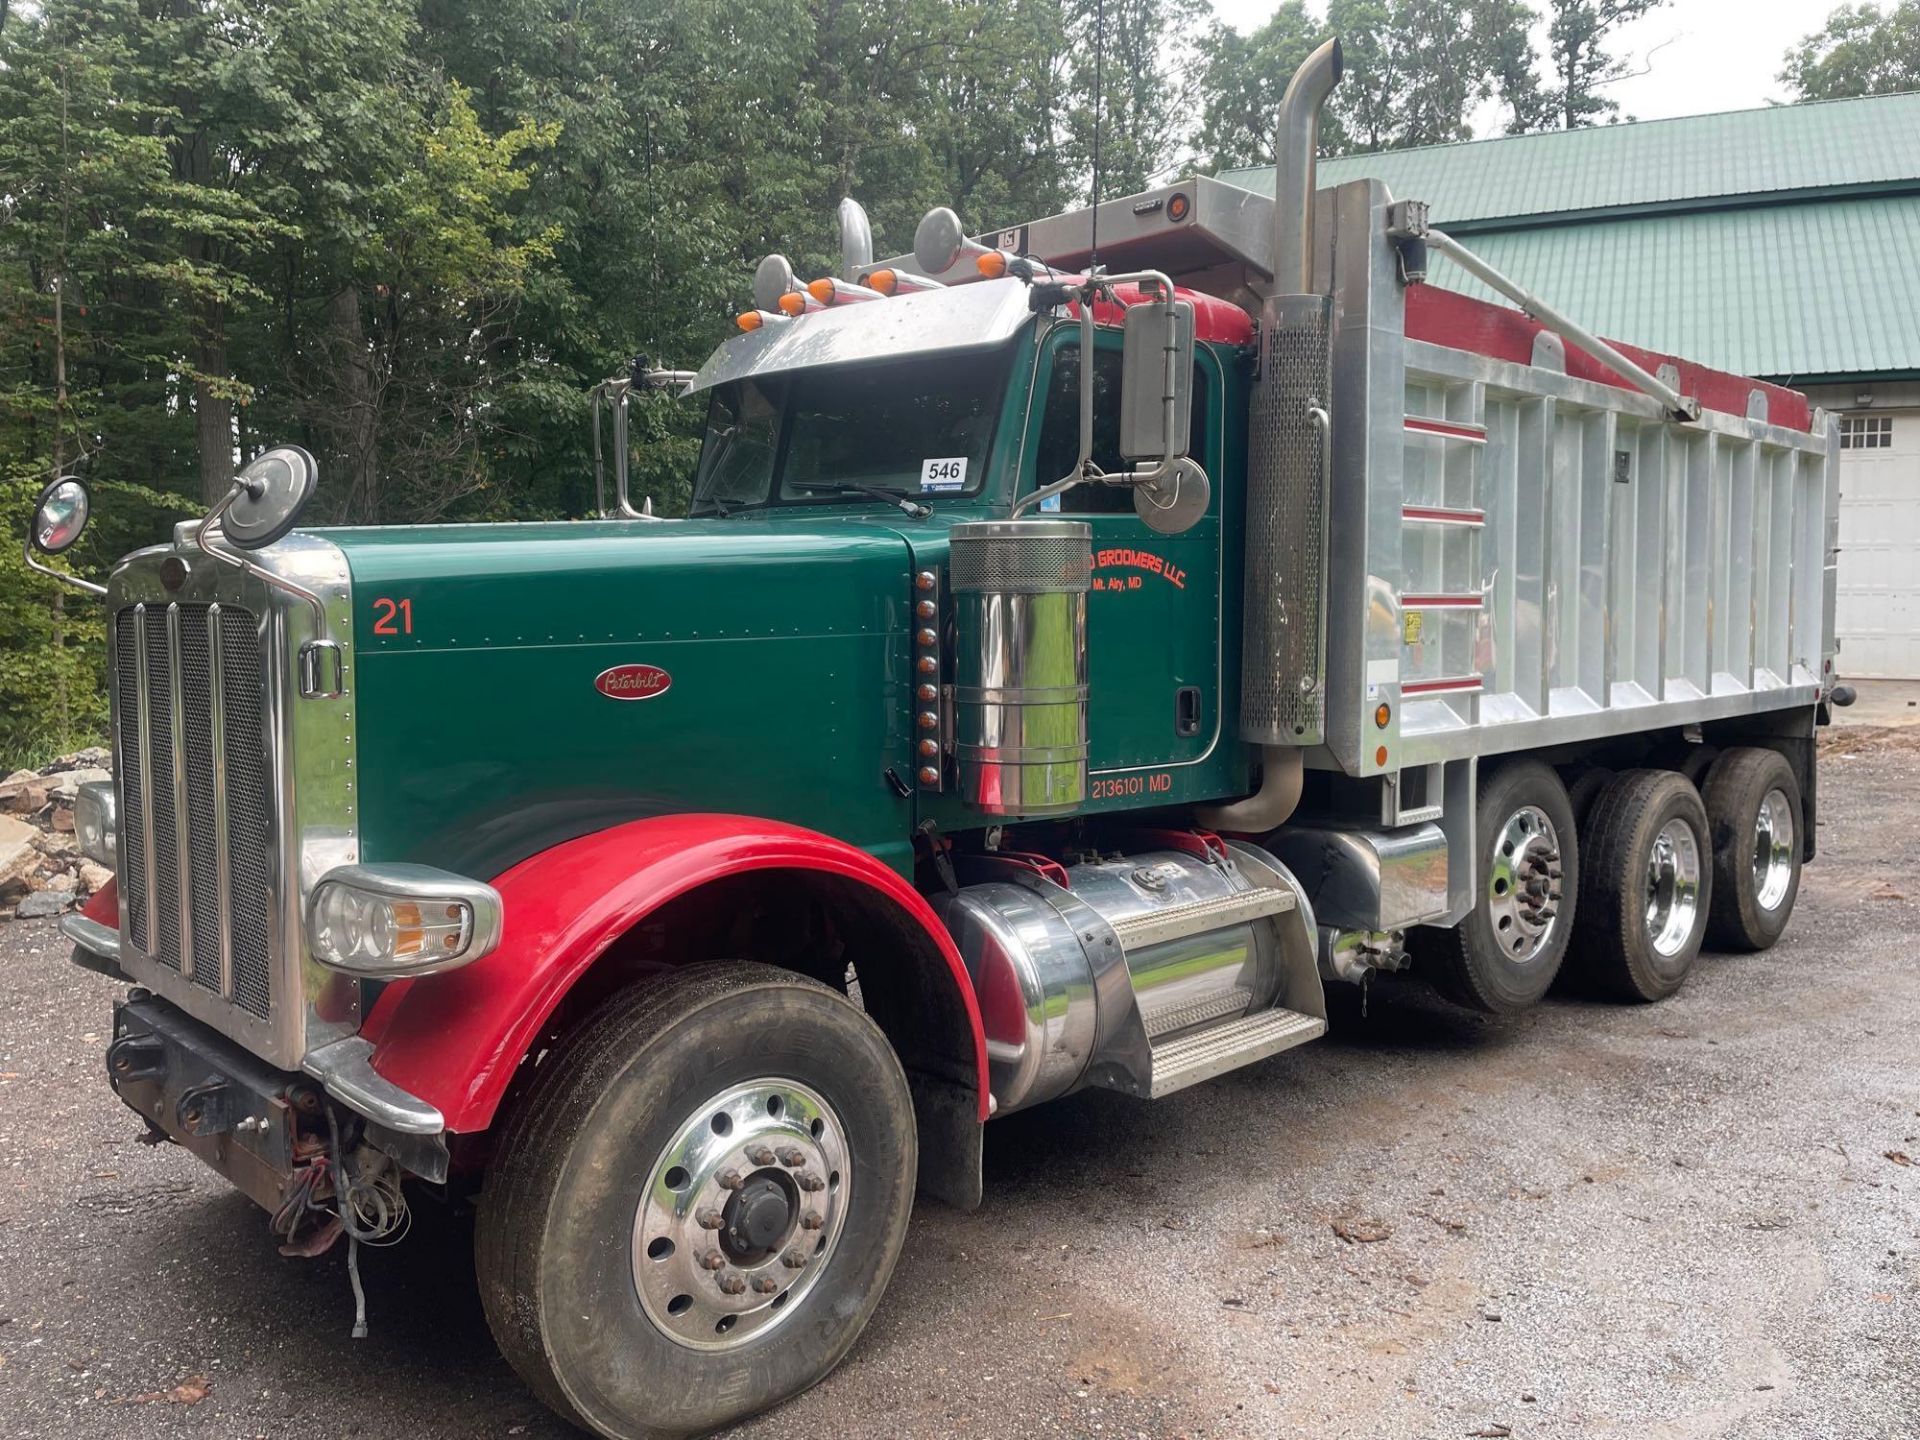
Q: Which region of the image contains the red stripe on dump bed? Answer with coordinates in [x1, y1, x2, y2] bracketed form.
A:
[1402, 675, 1485, 695]
[1404, 415, 1487, 442]
[1404, 286, 1813, 433]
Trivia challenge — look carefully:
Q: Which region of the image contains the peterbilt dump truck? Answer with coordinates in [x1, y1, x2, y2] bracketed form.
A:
[24, 39, 1847, 1440]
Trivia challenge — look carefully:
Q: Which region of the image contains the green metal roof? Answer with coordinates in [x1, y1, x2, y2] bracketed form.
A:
[1219, 92, 1920, 228]
[1216, 93, 1920, 380]
[1420, 195, 1920, 383]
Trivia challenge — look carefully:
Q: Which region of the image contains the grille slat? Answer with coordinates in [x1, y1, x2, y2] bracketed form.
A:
[115, 603, 273, 1019]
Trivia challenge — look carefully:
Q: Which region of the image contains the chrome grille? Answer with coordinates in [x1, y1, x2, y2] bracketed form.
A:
[113, 603, 273, 1018]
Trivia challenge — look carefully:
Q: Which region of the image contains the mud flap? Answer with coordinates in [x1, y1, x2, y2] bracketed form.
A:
[909, 1072, 982, 1210]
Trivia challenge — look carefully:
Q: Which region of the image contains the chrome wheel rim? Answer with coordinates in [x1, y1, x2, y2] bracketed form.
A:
[1645, 819, 1703, 957]
[1753, 788, 1796, 911]
[1487, 805, 1565, 960]
[632, 1079, 850, 1352]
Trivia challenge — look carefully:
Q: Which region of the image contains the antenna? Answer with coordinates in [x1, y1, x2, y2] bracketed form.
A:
[1088, 0, 1105, 270]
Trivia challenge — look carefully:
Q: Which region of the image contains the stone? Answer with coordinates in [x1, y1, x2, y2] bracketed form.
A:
[43, 870, 77, 892]
[15, 888, 77, 918]
[0, 768, 38, 797]
[44, 748, 110, 774]
[49, 808, 75, 833]
[78, 862, 114, 893]
[46, 767, 111, 802]
[3, 779, 50, 815]
[0, 816, 37, 890]
[31, 831, 78, 857]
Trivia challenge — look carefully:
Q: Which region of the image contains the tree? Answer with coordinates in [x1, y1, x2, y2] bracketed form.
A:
[1782, 2, 1920, 98]
[1538, 0, 1667, 130]
[1066, 0, 1207, 198]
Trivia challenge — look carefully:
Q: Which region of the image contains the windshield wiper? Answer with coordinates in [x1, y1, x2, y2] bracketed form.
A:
[788, 480, 932, 519]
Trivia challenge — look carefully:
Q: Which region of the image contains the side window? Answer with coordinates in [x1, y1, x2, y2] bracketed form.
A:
[1033, 344, 1209, 515]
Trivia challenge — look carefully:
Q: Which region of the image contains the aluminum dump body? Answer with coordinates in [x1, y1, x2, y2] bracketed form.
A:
[1315, 179, 1838, 784]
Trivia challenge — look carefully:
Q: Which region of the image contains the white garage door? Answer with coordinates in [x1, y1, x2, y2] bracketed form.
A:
[1835, 410, 1920, 679]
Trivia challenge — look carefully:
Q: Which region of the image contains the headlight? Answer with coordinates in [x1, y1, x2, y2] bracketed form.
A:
[75, 781, 117, 867]
[307, 864, 502, 977]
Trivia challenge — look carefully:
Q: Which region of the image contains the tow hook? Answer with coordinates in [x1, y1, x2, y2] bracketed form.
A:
[175, 1077, 237, 1137]
[105, 1033, 165, 1086]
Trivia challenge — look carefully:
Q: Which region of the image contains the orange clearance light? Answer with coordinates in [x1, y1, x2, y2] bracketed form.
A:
[975, 250, 1008, 279]
[777, 290, 809, 316]
[1375, 701, 1392, 729]
[1167, 191, 1191, 223]
[1375, 745, 1389, 768]
[807, 277, 837, 303]
[865, 268, 899, 295]
[736, 310, 765, 332]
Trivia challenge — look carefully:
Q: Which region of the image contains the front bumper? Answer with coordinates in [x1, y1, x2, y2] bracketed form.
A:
[107, 991, 304, 1211]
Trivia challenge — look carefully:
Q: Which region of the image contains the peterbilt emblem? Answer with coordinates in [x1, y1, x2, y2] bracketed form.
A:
[595, 663, 672, 701]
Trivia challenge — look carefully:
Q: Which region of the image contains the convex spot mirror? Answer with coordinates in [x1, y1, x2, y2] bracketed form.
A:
[223, 445, 318, 550]
[30, 477, 91, 556]
[1119, 298, 1194, 463]
[1134, 457, 1211, 536]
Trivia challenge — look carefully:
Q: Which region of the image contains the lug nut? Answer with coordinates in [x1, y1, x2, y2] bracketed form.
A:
[781, 1248, 809, 1269]
[716, 1271, 747, 1295]
[752, 1274, 781, 1294]
[747, 1145, 776, 1167]
[717, 1168, 744, 1191]
[796, 1171, 826, 1193]
[696, 1208, 725, 1230]
[800, 1210, 824, 1231]
[777, 1146, 807, 1168]
[699, 1250, 727, 1271]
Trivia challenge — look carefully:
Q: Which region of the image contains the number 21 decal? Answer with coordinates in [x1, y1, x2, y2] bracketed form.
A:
[371, 597, 413, 635]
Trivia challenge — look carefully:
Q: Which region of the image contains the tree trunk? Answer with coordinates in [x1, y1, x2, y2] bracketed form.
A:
[194, 310, 234, 504]
[326, 286, 381, 521]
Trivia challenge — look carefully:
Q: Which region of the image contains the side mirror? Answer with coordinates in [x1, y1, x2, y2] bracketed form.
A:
[221, 446, 317, 550]
[1119, 298, 1194, 462]
[29, 476, 91, 555]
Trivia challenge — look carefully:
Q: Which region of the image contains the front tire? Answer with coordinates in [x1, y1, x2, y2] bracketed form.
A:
[476, 962, 917, 1440]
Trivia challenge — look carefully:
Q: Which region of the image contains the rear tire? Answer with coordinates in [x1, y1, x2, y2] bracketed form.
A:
[1573, 770, 1711, 1002]
[1701, 747, 1803, 952]
[475, 961, 917, 1440]
[1427, 759, 1578, 1014]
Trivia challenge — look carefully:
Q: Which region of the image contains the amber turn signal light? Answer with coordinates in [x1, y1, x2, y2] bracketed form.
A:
[1375, 701, 1392, 729]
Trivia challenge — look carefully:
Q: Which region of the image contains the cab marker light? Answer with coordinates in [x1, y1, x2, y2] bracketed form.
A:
[858, 268, 944, 297]
[308, 863, 503, 978]
[736, 309, 788, 332]
[807, 276, 886, 306]
[776, 289, 825, 317]
[975, 250, 1009, 279]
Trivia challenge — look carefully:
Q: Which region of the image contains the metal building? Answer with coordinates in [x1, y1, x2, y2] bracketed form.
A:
[1223, 92, 1920, 678]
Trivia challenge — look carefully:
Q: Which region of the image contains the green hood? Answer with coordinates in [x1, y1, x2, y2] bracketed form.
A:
[319, 515, 929, 879]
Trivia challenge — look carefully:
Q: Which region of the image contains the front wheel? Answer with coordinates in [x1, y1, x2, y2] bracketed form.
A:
[476, 962, 917, 1440]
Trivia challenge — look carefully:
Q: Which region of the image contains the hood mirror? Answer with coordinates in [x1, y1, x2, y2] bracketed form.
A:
[221, 445, 318, 550]
[30, 476, 91, 555]
[752, 254, 796, 313]
[839, 198, 873, 280]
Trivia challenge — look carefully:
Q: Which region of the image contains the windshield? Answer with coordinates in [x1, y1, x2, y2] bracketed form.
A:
[692, 344, 1012, 514]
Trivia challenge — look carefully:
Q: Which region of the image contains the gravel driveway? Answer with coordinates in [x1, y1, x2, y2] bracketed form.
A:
[2, 728, 1915, 1439]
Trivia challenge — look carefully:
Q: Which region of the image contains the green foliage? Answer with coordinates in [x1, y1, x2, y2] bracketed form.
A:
[1537, 0, 1666, 129]
[1782, 2, 1920, 98]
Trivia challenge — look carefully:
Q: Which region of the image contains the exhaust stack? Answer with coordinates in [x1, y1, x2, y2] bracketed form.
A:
[1239, 37, 1342, 754]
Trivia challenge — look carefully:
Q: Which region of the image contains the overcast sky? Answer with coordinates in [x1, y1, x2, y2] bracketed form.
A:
[1207, 0, 1838, 133]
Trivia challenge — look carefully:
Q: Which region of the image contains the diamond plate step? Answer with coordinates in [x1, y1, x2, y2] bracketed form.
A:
[1106, 885, 1296, 953]
[1144, 1007, 1325, 1099]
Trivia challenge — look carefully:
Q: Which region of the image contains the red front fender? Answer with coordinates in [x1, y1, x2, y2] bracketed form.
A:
[361, 815, 987, 1133]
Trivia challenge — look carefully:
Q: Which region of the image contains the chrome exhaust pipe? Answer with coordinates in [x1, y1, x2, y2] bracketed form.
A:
[1271, 37, 1343, 295]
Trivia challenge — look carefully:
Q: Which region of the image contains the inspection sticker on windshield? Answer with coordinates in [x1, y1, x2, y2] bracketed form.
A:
[920, 457, 968, 493]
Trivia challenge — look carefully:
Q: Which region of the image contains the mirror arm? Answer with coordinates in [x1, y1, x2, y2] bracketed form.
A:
[192, 482, 330, 633]
[21, 536, 106, 597]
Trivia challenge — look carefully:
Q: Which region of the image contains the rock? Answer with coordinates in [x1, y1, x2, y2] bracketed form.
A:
[15, 888, 77, 918]
[46, 767, 111, 802]
[43, 870, 77, 892]
[3, 779, 50, 815]
[44, 748, 111, 774]
[0, 768, 39, 799]
[0, 816, 38, 890]
[49, 808, 75, 834]
[79, 862, 114, 894]
[32, 829, 79, 855]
